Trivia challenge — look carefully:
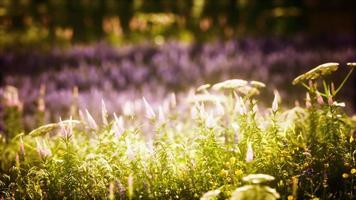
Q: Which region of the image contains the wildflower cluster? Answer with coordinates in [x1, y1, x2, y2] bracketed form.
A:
[0, 62, 355, 199]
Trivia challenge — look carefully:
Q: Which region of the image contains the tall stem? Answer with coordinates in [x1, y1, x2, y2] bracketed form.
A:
[334, 68, 354, 96]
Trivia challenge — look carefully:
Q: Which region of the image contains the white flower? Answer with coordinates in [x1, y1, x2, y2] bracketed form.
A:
[101, 99, 108, 125]
[113, 113, 125, 137]
[85, 109, 98, 130]
[332, 101, 346, 107]
[158, 106, 166, 124]
[143, 97, 156, 120]
[212, 79, 248, 90]
[242, 174, 275, 184]
[122, 101, 134, 116]
[293, 62, 339, 85]
[205, 112, 217, 129]
[272, 90, 280, 112]
[246, 142, 254, 162]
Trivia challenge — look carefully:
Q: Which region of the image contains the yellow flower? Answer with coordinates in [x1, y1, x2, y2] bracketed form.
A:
[234, 169, 243, 176]
[287, 195, 294, 200]
[342, 173, 349, 179]
[351, 168, 356, 175]
[220, 169, 229, 177]
[225, 162, 231, 167]
[229, 157, 236, 164]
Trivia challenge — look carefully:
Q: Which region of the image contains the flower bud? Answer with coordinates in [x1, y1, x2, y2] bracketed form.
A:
[305, 93, 312, 109]
[316, 92, 324, 105]
[328, 96, 334, 106]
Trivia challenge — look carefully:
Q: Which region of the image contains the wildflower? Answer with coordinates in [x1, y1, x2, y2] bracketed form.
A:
[158, 106, 165, 124]
[351, 168, 356, 175]
[249, 80, 266, 88]
[234, 169, 243, 176]
[236, 85, 260, 96]
[342, 173, 349, 179]
[85, 109, 98, 129]
[70, 86, 79, 116]
[327, 96, 333, 106]
[15, 153, 20, 168]
[37, 84, 46, 112]
[169, 92, 176, 109]
[347, 62, 356, 68]
[212, 79, 248, 90]
[220, 169, 229, 177]
[316, 92, 324, 105]
[272, 90, 280, 112]
[246, 142, 254, 162]
[101, 99, 108, 125]
[122, 101, 135, 116]
[205, 112, 217, 129]
[196, 84, 211, 93]
[332, 101, 345, 107]
[3, 86, 22, 110]
[36, 140, 52, 159]
[59, 117, 73, 139]
[187, 93, 225, 103]
[305, 93, 312, 109]
[242, 174, 275, 184]
[230, 157, 236, 164]
[113, 113, 125, 137]
[287, 195, 294, 200]
[143, 97, 156, 120]
[292, 62, 339, 85]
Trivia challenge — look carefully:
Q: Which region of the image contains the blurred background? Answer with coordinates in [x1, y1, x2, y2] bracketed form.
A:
[0, 0, 356, 46]
[0, 0, 355, 130]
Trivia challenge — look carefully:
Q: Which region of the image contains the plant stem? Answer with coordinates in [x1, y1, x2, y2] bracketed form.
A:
[334, 68, 354, 96]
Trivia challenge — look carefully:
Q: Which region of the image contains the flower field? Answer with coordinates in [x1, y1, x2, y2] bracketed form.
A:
[1, 37, 355, 130]
[0, 58, 355, 199]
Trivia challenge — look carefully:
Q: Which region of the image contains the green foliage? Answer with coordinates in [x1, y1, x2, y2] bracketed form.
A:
[0, 63, 355, 199]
